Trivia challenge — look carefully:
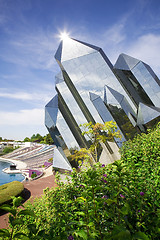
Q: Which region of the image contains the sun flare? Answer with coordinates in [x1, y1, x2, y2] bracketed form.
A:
[59, 32, 70, 41]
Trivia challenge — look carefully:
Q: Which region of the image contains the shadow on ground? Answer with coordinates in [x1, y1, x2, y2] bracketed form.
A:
[21, 188, 31, 203]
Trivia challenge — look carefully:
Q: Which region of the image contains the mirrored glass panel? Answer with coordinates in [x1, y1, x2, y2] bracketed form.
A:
[62, 50, 137, 113]
[56, 110, 80, 150]
[132, 62, 160, 107]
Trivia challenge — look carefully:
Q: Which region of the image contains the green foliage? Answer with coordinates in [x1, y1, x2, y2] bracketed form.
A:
[23, 133, 54, 145]
[107, 105, 137, 140]
[0, 196, 39, 240]
[1, 122, 160, 239]
[31, 173, 37, 179]
[120, 122, 160, 201]
[6, 154, 158, 239]
[1, 146, 19, 155]
[70, 121, 121, 163]
[0, 181, 24, 205]
[2, 147, 14, 154]
[43, 134, 54, 145]
[80, 121, 121, 143]
[23, 137, 30, 142]
[30, 134, 43, 143]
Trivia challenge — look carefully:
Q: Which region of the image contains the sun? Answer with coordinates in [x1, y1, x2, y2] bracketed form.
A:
[59, 31, 70, 41]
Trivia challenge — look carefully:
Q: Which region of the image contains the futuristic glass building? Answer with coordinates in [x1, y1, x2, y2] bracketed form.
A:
[45, 37, 160, 170]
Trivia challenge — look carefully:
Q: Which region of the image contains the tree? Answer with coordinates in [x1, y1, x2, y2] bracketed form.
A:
[44, 134, 54, 145]
[23, 137, 30, 142]
[23, 133, 54, 144]
[30, 134, 43, 143]
[70, 121, 122, 164]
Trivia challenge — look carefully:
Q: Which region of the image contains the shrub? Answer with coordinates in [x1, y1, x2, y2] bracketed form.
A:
[120, 122, 160, 203]
[0, 197, 36, 239]
[2, 147, 14, 154]
[52, 167, 59, 173]
[21, 123, 160, 239]
[1, 122, 160, 239]
[6, 160, 157, 239]
[48, 158, 53, 163]
[0, 181, 24, 205]
[31, 173, 37, 179]
[7, 159, 158, 239]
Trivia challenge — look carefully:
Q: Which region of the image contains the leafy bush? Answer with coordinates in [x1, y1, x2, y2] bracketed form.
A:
[0, 181, 24, 205]
[2, 147, 14, 154]
[22, 157, 159, 239]
[0, 196, 36, 239]
[1, 122, 160, 239]
[24, 133, 54, 145]
[4, 157, 158, 239]
[120, 122, 160, 204]
[31, 173, 37, 179]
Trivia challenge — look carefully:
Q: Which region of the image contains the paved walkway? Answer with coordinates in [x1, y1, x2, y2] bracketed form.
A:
[0, 172, 57, 229]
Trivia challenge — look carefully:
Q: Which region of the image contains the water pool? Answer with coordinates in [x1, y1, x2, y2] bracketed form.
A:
[0, 160, 25, 186]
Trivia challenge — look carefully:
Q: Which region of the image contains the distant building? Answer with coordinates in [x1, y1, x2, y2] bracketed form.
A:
[45, 37, 160, 169]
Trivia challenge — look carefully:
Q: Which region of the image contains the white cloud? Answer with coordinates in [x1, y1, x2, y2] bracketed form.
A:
[73, 20, 126, 49]
[102, 23, 126, 46]
[94, 24, 160, 78]
[0, 88, 54, 103]
[126, 34, 160, 77]
[0, 91, 33, 100]
[0, 108, 44, 126]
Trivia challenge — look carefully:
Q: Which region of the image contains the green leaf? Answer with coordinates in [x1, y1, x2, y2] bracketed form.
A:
[76, 211, 85, 216]
[0, 229, 10, 237]
[133, 231, 150, 240]
[27, 224, 37, 234]
[121, 203, 130, 215]
[111, 226, 131, 240]
[122, 186, 130, 192]
[0, 204, 16, 216]
[13, 232, 30, 240]
[75, 230, 88, 240]
[11, 218, 24, 227]
[112, 230, 131, 239]
[87, 222, 94, 227]
[9, 214, 14, 225]
[17, 209, 35, 217]
[76, 197, 86, 202]
[12, 196, 23, 207]
[78, 220, 85, 226]
[105, 199, 116, 205]
[114, 231, 131, 240]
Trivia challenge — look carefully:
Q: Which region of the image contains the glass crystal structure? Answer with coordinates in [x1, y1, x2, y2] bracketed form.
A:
[45, 38, 160, 170]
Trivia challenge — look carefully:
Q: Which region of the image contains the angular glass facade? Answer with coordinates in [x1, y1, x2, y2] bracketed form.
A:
[114, 53, 160, 108]
[45, 38, 160, 169]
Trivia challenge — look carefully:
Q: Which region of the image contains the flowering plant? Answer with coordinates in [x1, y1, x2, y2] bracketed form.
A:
[0, 122, 160, 239]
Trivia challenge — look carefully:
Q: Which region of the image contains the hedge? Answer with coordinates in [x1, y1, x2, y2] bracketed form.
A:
[0, 181, 24, 205]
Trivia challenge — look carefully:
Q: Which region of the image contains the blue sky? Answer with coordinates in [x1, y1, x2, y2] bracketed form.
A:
[0, 0, 160, 140]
